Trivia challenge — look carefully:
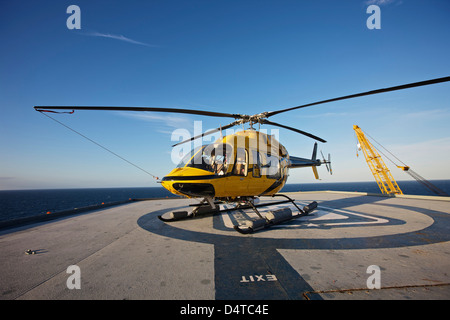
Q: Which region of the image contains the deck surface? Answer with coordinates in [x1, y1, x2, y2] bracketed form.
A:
[1, 191, 449, 300]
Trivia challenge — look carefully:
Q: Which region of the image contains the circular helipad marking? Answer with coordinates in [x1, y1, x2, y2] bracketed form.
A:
[138, 200, 450, 250]
[137, 199, 450, 299]
[154, 200, 434, 240]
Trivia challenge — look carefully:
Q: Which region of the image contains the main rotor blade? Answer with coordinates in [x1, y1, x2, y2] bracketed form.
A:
[262, 119, 327, 143]
[265, 76, 450, 118]
[171, 121, 240, 147]
[34, 106, 239, 119]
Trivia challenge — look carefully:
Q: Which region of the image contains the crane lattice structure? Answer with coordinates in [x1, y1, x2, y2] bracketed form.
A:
[353, 125, 403, 195]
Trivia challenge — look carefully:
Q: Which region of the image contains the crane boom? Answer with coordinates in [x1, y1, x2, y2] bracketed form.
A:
[353, 125, 403, 195]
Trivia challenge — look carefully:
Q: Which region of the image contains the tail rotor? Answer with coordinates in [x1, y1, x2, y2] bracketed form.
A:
[321, 151, 332, 175]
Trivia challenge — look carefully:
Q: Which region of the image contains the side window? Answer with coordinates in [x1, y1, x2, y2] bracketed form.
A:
[233, 148, 248, 176]
[211, 144, 232, 176]
[265, 153, 281, 179]
[252, 150, 261, 178]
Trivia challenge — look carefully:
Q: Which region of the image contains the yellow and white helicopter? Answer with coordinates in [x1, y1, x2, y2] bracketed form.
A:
[35, 76, 450, 233]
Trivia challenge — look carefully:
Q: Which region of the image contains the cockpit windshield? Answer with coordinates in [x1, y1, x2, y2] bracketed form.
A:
[176, 145, 203, 169]
[177, 144, 233, 175]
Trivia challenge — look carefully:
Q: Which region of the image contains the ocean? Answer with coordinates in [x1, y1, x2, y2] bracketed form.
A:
[0, 180, 449, 223]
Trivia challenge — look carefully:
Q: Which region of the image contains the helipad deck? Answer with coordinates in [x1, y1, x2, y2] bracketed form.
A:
[1, 191, 449, 300]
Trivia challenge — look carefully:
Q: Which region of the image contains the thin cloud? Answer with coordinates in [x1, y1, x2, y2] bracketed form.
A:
[385, 136, 450, 168]
[85, 32, 158, 47]
[403, 108, 450, 119]
[118, 112, 193, 131]
[365, 0, 401, 6]
[296, 112, 349, 119]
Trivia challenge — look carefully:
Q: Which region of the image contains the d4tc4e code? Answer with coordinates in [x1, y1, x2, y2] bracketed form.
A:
[224, 304, 269, 315]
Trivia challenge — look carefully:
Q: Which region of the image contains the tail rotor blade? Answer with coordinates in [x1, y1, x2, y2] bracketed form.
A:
[320, 150, 332, 175]
[320, 151, 329, 173]
[328, 153, 332, 175]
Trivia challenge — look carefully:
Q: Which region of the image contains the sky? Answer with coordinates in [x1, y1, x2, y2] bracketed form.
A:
[1, 0, 449, 190]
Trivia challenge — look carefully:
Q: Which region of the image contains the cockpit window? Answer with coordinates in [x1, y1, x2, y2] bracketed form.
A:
[176, 146, 202, 168]
[233, 148, 248, 176]
[177, 144, 233, 175]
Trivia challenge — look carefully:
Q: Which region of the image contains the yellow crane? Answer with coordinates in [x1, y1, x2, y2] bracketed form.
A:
[353, 125, 448, 196]
[353, 125, 403, 195]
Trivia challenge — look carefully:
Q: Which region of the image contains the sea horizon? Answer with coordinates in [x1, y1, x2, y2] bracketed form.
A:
[1, 179, 449, 223]
[1, 178, 450, 192]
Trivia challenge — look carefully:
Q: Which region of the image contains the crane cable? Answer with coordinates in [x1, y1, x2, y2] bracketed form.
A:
[358, 128, 448, 196]
[37, 110, 160, 180]
[358, 129, 407, 168]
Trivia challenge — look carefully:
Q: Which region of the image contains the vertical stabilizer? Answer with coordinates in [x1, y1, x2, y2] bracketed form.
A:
[312, 143, 319, 179]
[311, 142, 317, 161]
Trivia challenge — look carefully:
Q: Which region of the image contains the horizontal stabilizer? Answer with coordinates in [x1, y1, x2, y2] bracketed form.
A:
[312, 166, 319, 180]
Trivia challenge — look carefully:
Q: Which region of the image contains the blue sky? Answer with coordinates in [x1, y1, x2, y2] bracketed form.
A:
[1, 0, 449, 190]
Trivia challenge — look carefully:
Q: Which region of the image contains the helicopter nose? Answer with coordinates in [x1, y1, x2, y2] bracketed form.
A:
[160, 179, 181, 196]
[172, 183, 215, 197]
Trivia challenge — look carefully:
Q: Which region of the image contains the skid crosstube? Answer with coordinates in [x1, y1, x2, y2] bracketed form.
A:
[158, 194, 318, 233]
[233, 195, 318, 234]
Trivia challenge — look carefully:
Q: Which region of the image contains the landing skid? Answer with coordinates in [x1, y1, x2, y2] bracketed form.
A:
[158, 194, 318, 234]
[158, 196, 219, 222]
[233, 195, 317, 234]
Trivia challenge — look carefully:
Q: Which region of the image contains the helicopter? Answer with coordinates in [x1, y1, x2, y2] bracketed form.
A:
[34, 76, 450, 233]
